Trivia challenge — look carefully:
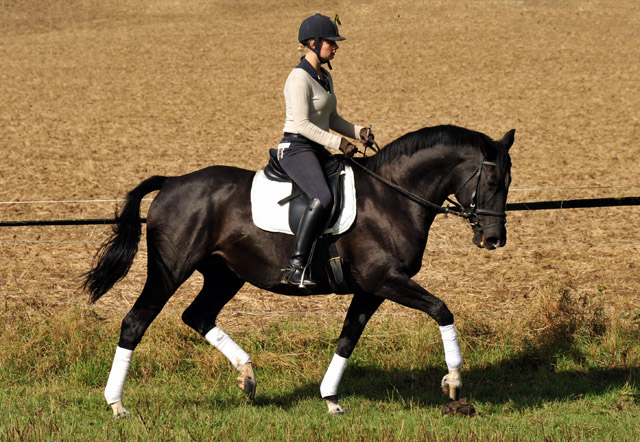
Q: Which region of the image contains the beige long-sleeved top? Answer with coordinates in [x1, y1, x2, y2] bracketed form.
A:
[282, 62, 363, 150]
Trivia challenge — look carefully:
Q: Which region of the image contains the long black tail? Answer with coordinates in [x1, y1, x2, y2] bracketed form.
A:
[83, 175, 168, 303]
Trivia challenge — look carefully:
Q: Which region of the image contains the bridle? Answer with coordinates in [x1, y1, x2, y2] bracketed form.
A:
[445, 159, 507, 229]
[348, 141, 507, 228]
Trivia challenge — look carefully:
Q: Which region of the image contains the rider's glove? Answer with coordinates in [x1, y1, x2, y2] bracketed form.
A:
[339, 138, 357, 157]
[359, 126, 375, 148]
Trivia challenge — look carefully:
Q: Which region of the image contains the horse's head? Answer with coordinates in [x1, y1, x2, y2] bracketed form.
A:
[454, 129, 514, 250]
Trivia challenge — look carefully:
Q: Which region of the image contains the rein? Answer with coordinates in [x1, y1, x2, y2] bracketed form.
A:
[348, 141, 507, 223]
[347, 158, 472, 219]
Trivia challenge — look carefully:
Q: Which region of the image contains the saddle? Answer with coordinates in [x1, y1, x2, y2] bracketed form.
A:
[264, 148, 346, 234]
[260, 149, 351, 293]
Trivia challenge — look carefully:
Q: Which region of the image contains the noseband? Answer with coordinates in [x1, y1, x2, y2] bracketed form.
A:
[348, 156, 507, 229]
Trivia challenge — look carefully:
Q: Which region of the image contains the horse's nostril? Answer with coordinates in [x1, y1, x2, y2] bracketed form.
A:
[484, 237, 499, 249]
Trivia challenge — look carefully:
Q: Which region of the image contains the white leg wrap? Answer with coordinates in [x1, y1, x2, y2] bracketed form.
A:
[205, 326, 251, 370]
[104, 346, 133, 405]
[439, 324, 463, 371]
[320, 354, 348, 398]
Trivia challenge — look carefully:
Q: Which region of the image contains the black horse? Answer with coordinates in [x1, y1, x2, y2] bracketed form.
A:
[84, 124, 514, 417]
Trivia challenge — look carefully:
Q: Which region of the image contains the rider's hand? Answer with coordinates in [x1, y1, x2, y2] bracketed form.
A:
[359, 126, 375, 147]
[339, 138, 357, 157]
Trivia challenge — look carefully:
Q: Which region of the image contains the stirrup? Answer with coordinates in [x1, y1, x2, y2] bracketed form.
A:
[281, 264, 316, 289]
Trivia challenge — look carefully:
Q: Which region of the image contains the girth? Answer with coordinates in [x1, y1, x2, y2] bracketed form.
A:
[264, 148, 346, 234]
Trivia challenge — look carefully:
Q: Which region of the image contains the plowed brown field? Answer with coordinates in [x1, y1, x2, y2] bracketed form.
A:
[1, 0, 638, 325]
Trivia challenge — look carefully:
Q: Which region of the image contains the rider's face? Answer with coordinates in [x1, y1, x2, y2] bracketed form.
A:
[318, 39, 338, 60]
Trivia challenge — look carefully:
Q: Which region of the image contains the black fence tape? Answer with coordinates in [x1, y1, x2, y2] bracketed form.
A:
[1, 197, 639, 227]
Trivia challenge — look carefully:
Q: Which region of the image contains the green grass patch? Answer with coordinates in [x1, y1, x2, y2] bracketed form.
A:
[1, 298, 639, 441]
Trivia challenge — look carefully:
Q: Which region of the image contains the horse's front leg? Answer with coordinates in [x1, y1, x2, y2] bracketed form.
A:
[439, 324, 462, 400]
[321, 291, 384, 414]
[375, 274, 463, 401]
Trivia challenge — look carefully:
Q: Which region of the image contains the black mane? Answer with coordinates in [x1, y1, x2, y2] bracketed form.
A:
[363, 125, 498, 172]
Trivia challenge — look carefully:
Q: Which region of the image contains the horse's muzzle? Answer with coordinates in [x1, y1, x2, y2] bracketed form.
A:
[472, 225, 506, 250]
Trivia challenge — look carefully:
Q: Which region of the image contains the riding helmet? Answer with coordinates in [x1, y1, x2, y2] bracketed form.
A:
[298, 14, 345, 44]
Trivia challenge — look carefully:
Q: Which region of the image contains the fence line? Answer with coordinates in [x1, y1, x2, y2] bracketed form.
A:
[425, 242, 640, 249]
[509, 185, 640, 192]
[5, 291, 638, 319]
[0, 239, 103, 244]
[1, 238, 639, 249]
[1, 197, 639, 227]
[1, 185, 639, 206]
[0, 199, 147, 205]
[506, 196, 640, 212]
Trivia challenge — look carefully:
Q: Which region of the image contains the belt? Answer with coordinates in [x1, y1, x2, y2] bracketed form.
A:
[281, 133, 323, 151]
[283, 132, 306, 139]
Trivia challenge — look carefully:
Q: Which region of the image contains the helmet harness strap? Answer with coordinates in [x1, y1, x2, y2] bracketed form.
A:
[307, 37, 332, 70]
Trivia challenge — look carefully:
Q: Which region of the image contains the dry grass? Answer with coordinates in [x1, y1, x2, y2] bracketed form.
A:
[1, 0, 639, 327]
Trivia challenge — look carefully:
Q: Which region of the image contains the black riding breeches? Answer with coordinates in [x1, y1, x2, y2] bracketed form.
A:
[277, 135, 334, 210]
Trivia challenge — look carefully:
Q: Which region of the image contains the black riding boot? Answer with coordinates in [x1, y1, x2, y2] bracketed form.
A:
[281, 198, 331, 289]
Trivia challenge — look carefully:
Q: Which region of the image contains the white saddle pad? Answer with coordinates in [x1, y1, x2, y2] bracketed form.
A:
[251, 165, 357, 235]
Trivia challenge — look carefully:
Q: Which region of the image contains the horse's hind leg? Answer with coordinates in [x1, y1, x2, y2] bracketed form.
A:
[105, 258, 190, 418]
[181, 260, 256, 399]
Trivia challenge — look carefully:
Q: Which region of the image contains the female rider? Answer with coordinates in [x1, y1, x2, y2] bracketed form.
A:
[278, 13, 374, 288]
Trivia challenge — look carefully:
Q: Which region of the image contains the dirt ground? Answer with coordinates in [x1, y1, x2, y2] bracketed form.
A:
[1, 0, 638, 326]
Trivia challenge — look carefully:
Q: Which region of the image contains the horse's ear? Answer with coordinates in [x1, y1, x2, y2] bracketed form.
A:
[500, 129, 516, 151]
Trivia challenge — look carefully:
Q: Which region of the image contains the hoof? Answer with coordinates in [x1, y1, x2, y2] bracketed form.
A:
[441, 370, 462, 401]
[325, 396, 345, 415]
[110, 401, 130, 419]
[236, 363, 257, 400]
[441, 384, 460, 401]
